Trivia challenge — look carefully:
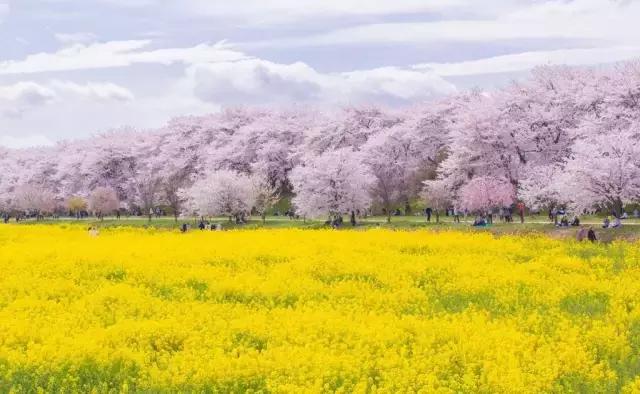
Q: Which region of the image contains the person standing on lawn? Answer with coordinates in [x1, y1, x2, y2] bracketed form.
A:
[517, 202, 525, 223]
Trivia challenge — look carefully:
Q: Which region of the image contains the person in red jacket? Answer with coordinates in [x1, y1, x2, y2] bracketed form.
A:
[516, 202, 525, 223]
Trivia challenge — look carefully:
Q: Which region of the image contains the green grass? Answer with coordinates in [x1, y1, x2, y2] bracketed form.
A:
[9, 214, 640, 242]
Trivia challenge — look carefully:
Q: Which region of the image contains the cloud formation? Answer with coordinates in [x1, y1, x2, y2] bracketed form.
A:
[54, 32, 98, 45]
[0, 1, 7, 21]
[247, 0, 639, 48]
[1, 0, 639, 148]
[0, 41, 246, 75]
[0, 80, 133, 117]
[189, 58, 456, 106]
[414, 46, 640, 76]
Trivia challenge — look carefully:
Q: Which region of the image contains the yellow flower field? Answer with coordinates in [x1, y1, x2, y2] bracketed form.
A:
[1, 225, 640, 393]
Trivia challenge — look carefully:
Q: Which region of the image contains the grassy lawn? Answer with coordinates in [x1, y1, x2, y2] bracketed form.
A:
[10, 213, 640, 242]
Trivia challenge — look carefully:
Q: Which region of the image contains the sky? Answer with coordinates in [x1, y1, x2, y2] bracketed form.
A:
[0, 0, 639, 148]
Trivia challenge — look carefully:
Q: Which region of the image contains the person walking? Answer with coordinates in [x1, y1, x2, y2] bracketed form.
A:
[425, 207, 432, 223]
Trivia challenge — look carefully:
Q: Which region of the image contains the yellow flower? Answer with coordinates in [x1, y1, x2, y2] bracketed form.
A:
[0, 225, 638, 392]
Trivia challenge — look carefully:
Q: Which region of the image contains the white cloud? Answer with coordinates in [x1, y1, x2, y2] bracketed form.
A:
[0, 40, 246, 75]
[41, 0, 155, 7]
[188, 58, 456, 106]
[0, 82, 56, 117]
[50, 80, 134, 101]
[0, 82, 55, 103]
[3, 0, 638, 148]
[414, 46, 640, 76]
[179, 0, 469, 23]
[0, 79, 219, 147]
[44, 0, 473, 23]
[54, 32, 98, 45]
[0, 2, 8, 22]
[0, 80, 133, 117]
[190, 60, 324, 104]
[337, 67, 457, 102]
[0, 134, 54, 149]
[95, 0, 156, 6]
[244, 0, 640, 47]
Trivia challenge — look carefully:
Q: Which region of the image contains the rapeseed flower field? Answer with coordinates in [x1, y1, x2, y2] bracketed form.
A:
[1, 225, 640, 393]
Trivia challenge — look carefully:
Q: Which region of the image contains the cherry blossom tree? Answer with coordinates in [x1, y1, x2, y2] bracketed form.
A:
[436, 66, 591, 193]
[67, 196, 87, 219]
[134, 169, 162, 222]
[13, 184, 56, 219]
[559, 129, 640, 216]
[362, 127, 411, 222]
[304, 106, 401, 155]
[88, 187, 120, 220]
[518, 165, 562, 212]
[185, 170, 255, 223]
[362, 107, 449, 221]
[0, 195, 8, 216]
[251, 172, 280, 223]
[162, 169, 189, 222]
[0, 59, 639, 222]
[420, 180, 452, 223]
[458, 176, 515, 214]
[290, 149, 373, 222]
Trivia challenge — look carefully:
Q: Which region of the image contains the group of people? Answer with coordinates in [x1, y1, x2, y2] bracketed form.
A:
[576, 226, 598, 242]
[470, 204, 526, 227]
[425, 203, 527, 225]
[179, 220, 224, 233]
[274, 210, 300, 220]
[554, 215, 580, 227]
[472, 216, 488, 227]
[602, 216, 622, 229]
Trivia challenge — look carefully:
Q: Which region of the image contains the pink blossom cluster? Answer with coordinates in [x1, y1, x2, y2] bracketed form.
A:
[1, 61, 639, 218]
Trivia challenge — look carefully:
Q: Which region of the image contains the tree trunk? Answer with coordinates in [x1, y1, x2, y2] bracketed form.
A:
[613, 198, 624, 218]
[435, 210, 440, 223]
[262, 213, 266, 224]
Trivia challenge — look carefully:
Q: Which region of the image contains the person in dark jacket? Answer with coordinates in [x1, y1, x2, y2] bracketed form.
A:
[587, 227, 597, 242]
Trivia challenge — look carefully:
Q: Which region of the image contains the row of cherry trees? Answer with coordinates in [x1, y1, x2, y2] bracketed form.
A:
[1, 60, 639, 221]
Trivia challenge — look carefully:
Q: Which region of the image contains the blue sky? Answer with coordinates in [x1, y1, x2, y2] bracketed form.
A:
[0, 0, 638, 148]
